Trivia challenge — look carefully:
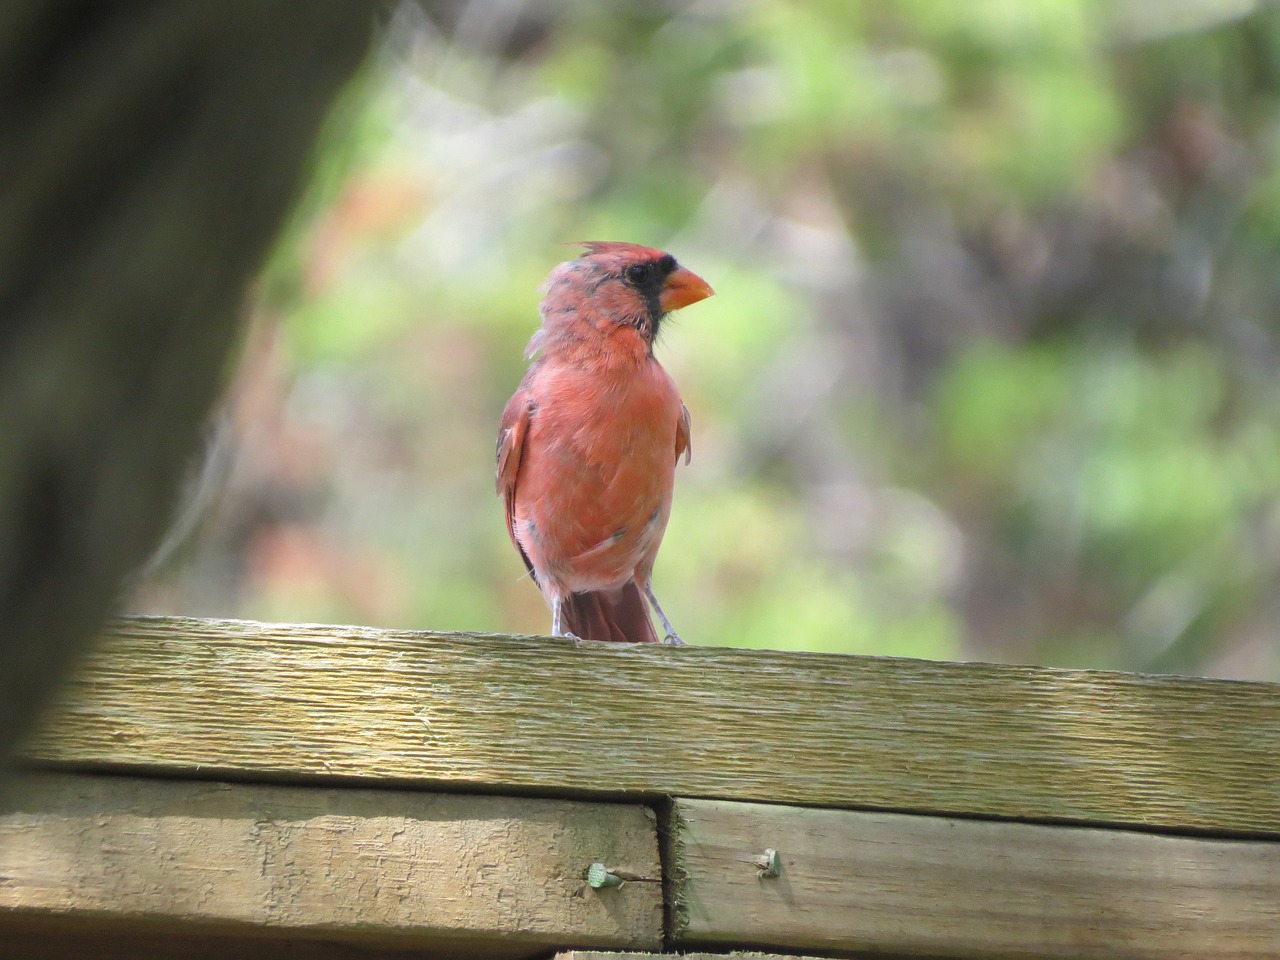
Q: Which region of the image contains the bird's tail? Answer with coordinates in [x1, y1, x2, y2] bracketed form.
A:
[561, 580, 658, 643]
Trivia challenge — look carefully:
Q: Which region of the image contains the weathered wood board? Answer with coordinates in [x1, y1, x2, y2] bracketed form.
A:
[666, 798, 1280, 959]
[23, 616, 1280, 835]
[0, 772, 661, 959]
[0, 918, 533, 960]
[556, 953, 833, 959]
[556, 952, 833, 959]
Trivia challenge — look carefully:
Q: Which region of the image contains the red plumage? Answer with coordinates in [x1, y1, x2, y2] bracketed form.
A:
[496, 242, 713, 643]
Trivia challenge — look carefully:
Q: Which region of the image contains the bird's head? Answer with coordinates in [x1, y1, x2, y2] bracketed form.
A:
[529, 241, 714, 359]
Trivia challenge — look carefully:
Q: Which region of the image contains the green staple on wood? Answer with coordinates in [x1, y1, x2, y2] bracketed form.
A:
[587, 862, 622, 889]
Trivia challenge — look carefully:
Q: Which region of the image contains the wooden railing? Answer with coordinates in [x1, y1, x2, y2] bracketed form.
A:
[3, 615, 1277, 959]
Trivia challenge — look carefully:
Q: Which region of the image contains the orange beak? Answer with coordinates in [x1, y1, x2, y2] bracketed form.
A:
[660, 266, 715, 312]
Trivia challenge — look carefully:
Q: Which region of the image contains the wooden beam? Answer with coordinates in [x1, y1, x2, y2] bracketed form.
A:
[0, 918, 554, 960]
[556, 953, 831, 959]
[23, 615, 1280, 835]
[665, 798, 1280, 960]
[0, 772, 662, 958]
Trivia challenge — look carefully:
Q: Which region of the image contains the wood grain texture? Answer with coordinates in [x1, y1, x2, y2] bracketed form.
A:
[667, 798, 1280, 959]
[0, 772, 661, 957]
[0, 917, 538, 960]
[557, 953, 833, 959]
[23, 615, 1280, 835]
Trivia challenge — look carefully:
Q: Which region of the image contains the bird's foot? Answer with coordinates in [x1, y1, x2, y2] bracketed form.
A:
[661, 632, 685, 646]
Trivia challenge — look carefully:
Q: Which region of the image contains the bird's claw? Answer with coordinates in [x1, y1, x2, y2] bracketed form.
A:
[661, 632, 685, 646]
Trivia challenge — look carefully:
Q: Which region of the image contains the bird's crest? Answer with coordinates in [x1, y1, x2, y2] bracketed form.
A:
[567, 240, 667, 261]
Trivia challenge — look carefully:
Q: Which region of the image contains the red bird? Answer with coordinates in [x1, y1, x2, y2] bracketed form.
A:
[497, 242, 714, 643]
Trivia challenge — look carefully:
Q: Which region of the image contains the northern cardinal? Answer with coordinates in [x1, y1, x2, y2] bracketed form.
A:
[497, 242, 714, 643]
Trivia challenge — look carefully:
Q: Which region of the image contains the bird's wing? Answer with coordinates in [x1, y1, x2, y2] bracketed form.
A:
[676, 402, 692, 465]
[496, 387, 536, 577]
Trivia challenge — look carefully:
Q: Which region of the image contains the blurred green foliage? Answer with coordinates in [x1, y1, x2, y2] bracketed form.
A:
[135, 0, 1280, 679]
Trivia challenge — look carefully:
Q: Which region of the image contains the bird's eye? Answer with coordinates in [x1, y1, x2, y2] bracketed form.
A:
[625, 263, 651, 285]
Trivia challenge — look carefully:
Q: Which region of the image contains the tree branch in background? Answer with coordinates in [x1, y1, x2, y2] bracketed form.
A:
[0, 0, 379, 759]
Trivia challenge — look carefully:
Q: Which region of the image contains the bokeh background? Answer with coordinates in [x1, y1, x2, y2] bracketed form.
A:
[131, 1, 1280, 680]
